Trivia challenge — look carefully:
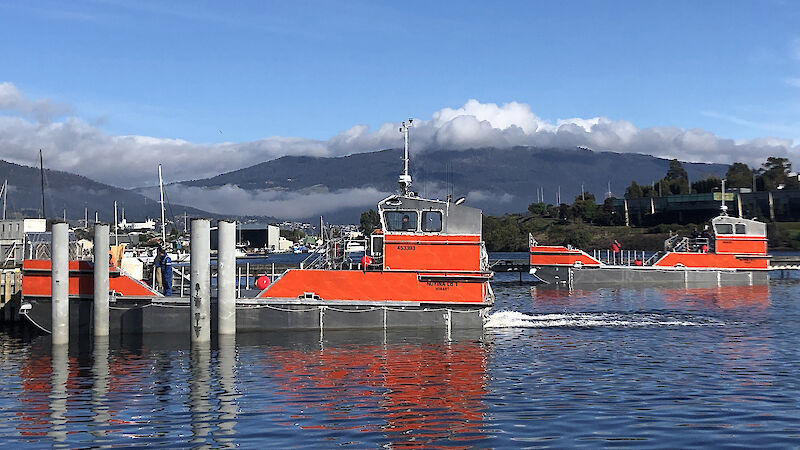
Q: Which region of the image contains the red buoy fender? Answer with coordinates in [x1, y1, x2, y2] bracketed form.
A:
[256, 276, 271, 290]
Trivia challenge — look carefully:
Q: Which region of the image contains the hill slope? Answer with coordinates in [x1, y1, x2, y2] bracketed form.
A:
[0, 160, 213, 222]
[180, 146, 727, 222]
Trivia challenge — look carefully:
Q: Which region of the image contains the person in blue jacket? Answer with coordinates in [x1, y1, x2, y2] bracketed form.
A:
[154, 247, 173, 296]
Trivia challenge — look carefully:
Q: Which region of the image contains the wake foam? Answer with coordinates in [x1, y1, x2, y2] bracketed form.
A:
[485, 310, 724, 328]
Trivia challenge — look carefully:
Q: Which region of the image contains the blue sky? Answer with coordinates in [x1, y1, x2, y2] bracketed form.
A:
[2, 0, 799, 144]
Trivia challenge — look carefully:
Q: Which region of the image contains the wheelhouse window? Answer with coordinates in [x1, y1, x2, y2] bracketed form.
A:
[384, 211, 418, 231]
[735, 223, 746, 234]
[715, 223, 733, 235]
[421, 211, 442, 232]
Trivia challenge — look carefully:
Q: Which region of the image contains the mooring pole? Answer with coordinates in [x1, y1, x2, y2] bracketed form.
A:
[51, 222, 69, 345]
[93, 223, 110, 337]
[217, 220, 236, 335]
[190, 218, 211, 343]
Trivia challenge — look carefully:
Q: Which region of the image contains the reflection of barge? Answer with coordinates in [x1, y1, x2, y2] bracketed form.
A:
[20, 119, 493, 334]
[530, 214, 770, 287]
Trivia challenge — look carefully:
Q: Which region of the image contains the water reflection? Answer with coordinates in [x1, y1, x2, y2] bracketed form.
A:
[48, 344, 68, 442]
[531, 283, 771, 310]
[189, 343, 211, 446]
[91, 337, 110, 443]
[215, 335, 238, 447]
[6, 330, 487, 447]
[256, 330, 489, 447]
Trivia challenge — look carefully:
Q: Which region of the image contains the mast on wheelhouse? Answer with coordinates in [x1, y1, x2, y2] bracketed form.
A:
[720, 178, 728, 216]
[398, 119, 413, 195]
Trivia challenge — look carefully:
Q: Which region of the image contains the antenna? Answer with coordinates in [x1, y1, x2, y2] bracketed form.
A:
[720, 178, 728, 215]
[398, 119, 413, 195]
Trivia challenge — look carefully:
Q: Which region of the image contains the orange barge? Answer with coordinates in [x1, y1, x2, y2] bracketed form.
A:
[530, 214, 771, 287]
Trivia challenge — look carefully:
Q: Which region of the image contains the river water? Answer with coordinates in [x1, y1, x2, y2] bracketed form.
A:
[1, 266, 799, 447]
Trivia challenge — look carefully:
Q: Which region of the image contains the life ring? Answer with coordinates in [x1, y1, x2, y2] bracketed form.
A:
[573, 261, 583, 268]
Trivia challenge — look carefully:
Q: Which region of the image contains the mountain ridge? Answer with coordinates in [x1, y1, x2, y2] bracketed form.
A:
[177, 146, 728, 222]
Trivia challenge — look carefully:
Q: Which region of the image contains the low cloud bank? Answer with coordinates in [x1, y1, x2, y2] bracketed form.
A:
[142, 184, 390, 219]
[1, 82, 798, 188]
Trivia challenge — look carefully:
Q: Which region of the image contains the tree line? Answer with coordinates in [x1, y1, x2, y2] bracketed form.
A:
[625, 156, 798, 198]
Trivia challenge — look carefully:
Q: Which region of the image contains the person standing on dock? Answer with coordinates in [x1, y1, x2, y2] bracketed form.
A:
[152, 248, 163, 290]
[154, 247, 173, 296]
[610, 240, 622, 264]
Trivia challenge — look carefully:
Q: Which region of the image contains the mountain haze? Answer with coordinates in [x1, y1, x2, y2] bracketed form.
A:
[177, 146, 728, 222]
[0, 160, 213, 223]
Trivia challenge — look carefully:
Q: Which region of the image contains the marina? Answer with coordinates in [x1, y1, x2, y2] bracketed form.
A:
[9, 122, 494, 337]
[2, 2, 800, 445]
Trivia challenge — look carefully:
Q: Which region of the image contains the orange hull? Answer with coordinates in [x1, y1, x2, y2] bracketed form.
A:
[529, 246, 602, 266]
[22, 259, 158, 298]
[258, 269, 489, 304]
[653, 252, 769, 270]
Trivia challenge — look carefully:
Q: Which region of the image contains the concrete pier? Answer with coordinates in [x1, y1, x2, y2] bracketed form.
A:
[51, 222, 69, 345]
[93, 223, 110, 337]
[190, 219, 211, 343]
[217, 220, 236, 335]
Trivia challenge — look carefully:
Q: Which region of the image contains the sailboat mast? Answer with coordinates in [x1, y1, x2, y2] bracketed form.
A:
[114, 200, 119, 245]
[39, 149, 45, 218]
[158, 164, 166, 244]
[2, 179, 7, 220]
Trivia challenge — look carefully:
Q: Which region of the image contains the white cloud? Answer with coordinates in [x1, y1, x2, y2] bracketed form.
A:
[467, 190, 514, 204]
[1, 81, 799, 188]
[142, 184, 389, 219]
[0, 82, 72, 122]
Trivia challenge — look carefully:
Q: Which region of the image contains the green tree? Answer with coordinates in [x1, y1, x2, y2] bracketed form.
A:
[280, 228, 306, 242]
[661, 159, 690, 195]
[596, 197, 621, 226]
[758, 157, 798, 190]
[691, 177, 721, 194]
[625, 181, 644, 199]
[571, 192, 599, 223]
[666, 159, 689, 181]
[359, 209, 381, 234]
[482, 214, 525, 251]
[726, 162, 754, 189]
[527, 202, 548, 216]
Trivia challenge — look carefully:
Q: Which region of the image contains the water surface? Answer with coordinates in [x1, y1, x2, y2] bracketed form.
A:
[1, 270, 799, 447]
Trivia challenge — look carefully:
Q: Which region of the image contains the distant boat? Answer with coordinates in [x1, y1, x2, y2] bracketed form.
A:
[529, 185, 771, 288]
